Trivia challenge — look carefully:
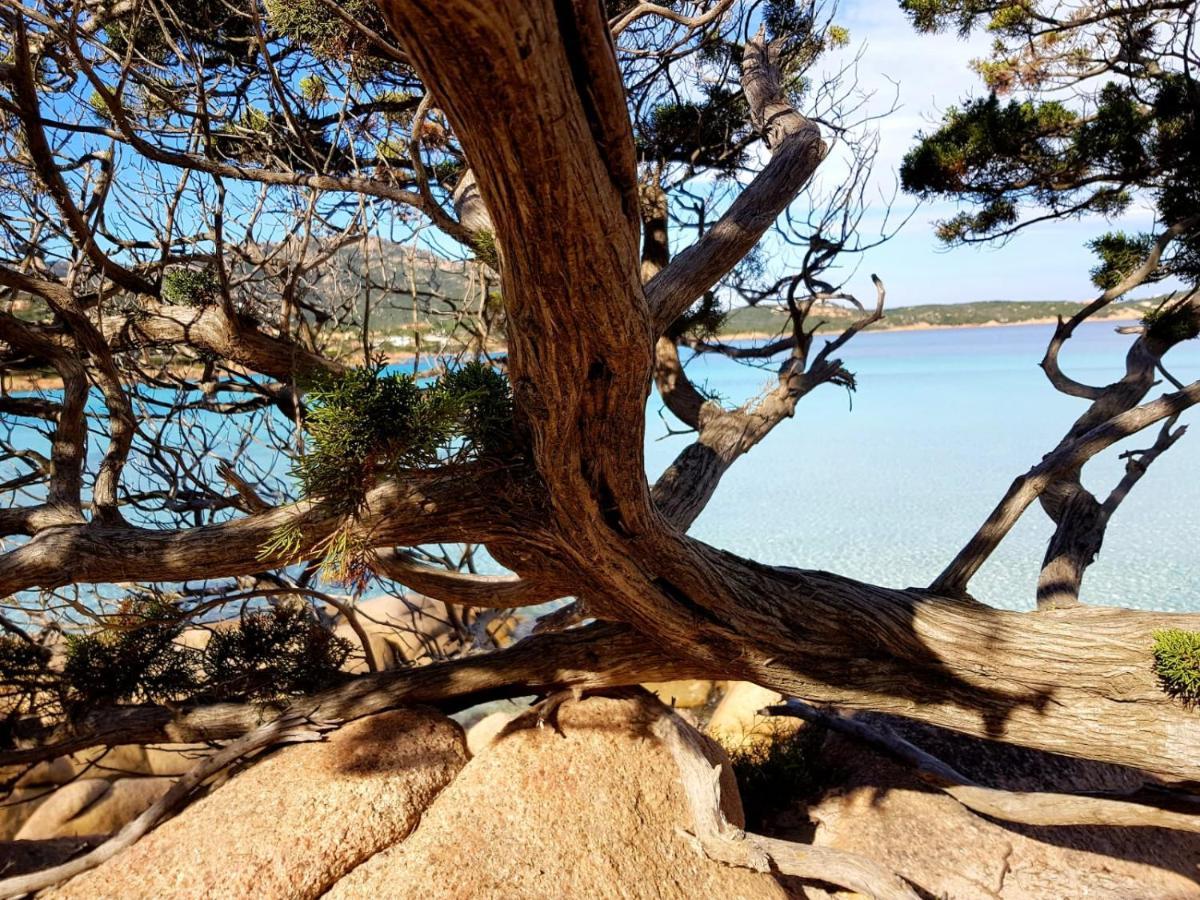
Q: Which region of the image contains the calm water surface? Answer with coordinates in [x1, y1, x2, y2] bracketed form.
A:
[647, 322, 1200, 612]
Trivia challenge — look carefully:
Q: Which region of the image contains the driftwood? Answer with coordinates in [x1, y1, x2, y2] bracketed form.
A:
[769, 699, 1200, 834]
[650, 702, 919, 900]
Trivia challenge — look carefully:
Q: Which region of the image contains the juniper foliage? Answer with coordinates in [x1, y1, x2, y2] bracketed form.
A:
[1153, 629, 1200, 704]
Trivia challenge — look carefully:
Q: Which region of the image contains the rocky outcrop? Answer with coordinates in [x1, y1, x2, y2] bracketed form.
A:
[16, 777, 173, 840]
[642, 679, 716, 710]
[327, 694, 788, 900]
[1, 746, 209, 840]
[0, 787, 50, 840]
[48, 707, 467, 900]
[707, 681, 797, 749]
[464, 709, 519, 757]
[804, 732, 1200, 899]
[15, 744, 210, 786]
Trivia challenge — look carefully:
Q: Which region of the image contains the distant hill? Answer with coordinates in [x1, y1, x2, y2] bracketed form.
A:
[719, 297, 1166, 337]
[5, 238, 1173, 343]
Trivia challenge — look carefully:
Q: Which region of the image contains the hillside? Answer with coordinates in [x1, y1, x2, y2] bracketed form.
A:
[719, 297, 1164, 337]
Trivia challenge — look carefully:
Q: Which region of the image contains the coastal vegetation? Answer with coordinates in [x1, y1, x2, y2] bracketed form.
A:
[0, 0, 1197, 896]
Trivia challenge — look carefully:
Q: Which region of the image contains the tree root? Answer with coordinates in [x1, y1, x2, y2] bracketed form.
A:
[768, 699, 1200, 834]
[650, 701, 920, 900]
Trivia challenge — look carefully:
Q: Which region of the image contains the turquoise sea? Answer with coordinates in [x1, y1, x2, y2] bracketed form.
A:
[3, 319, 1196, 614]
[649, 321, 1200, 612]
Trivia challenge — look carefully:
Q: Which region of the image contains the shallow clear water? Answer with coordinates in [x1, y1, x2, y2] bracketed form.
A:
[4, 320, 1195, 613]
[646, 322, 1200, 612]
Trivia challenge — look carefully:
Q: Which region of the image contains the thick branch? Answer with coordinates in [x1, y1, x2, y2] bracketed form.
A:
[0, 468, 510, 596]
[372, 549, 565, 609]
[931, 378, 1200, 597]
[646, 33, 826, 333]
[0, 622, 698, 767]
[1040, 217, 1199, 399]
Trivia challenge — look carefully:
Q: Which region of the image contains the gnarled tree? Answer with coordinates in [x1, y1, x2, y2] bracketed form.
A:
[1, 0, 1199, 892]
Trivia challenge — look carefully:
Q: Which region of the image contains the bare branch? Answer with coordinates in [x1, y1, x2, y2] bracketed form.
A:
[770, 699, 1200, 834]
[646, 31, 826, 333]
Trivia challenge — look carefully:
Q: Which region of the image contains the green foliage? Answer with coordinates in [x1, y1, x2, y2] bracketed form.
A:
[58, 595, 352, 708]
[295, 362, 514, 511]
[203, 603, 351, 702]
[901, 6, 1200, 280]
[103, 0, 255, 66]
[264, 0, 388, 62]
[431, 159, 466, 186]
[1088, 233, 1155, 290]
[1142, 299, 1200, 344]
[1150, 75, 1200, 281]
[0, 636, 55, 717]
[213, 106, 344, 171]
[1153, 629, 1200, 704]
[826, 25, 850, 48]
[901, 0, 1016, 36]
[727, 725, 826, 830]
[87, 91, 115, 122]
[63, 596, 198, 706]
[670, 291, 727, 341]
[637, 87, 748, 171]
[902, 94, 1081, 241]
[470, 230, 500, 269]
[299, 74, 327, 105]
[161, 268, 219, 307]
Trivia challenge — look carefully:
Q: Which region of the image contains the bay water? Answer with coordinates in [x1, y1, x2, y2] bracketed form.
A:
[649, 322, 1200, 612]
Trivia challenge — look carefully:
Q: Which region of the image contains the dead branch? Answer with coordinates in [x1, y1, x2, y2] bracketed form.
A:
[769, 700, 1200, 834]
[0, 622, 697, 768]
[651, 701, 919, 900]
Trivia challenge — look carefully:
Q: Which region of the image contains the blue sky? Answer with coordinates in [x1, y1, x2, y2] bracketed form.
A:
[806, 0, 1171, 307]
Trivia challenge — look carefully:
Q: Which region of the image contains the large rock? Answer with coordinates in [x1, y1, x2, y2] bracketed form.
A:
[16, 777, 173, 839]
[327, 694, 788, 900]
[49, 708, 467, 899]
[465, 709, 519, 757]
[0, 787, 51, 840]
[805, 733, 1200, 899]
[707, 681, 797, 749]
[16, 744, 212, 788]
[642, 679, 716, 710]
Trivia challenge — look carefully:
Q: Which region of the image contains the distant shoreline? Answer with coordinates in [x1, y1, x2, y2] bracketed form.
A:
[714, 310, 1146, 342]
[3, 313, 1147, 392]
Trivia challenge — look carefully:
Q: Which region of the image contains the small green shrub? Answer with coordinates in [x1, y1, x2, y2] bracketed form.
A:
[60, 595, 351, 707]
[63, 596, 198, 706]
[203, 603, 351, 702]
[727, 724, 825, 830]
[161, 268, 219, 307]
[1153, 629, 1200, 703]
